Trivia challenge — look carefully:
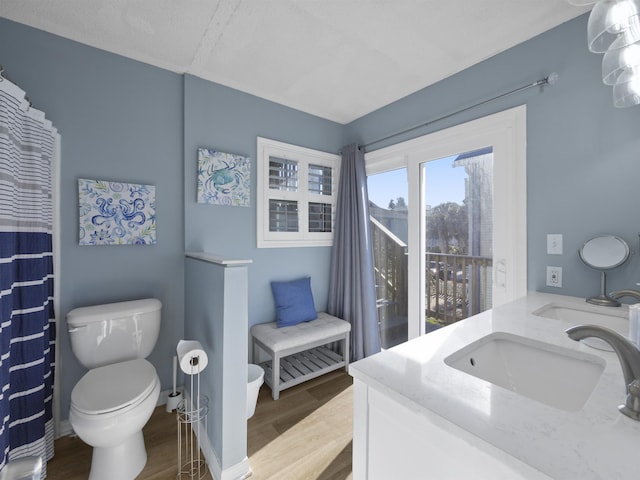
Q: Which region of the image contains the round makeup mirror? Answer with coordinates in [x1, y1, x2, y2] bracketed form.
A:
[579, 234, 630, 307]
[579, 235, 629, 270]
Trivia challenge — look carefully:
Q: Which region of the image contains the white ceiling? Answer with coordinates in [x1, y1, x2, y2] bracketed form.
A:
[1, 1, 590, 124]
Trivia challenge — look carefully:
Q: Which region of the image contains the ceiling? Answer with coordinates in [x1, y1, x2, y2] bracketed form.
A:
[1, 1, 590, 124]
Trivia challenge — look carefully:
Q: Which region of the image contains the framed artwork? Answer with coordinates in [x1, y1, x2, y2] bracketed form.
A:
[78, 178, 156, 246]
[197, 148, 251, 207]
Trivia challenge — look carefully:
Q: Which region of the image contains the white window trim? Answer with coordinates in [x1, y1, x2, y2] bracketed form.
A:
[257, 137, 340, 248]
[52, 133, 62, 435]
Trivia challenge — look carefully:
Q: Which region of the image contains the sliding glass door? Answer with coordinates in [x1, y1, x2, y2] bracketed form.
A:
[367, 105, 527, 342]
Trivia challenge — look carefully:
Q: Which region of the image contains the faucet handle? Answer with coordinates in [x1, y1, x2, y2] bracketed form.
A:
[620, 379, 640, 420]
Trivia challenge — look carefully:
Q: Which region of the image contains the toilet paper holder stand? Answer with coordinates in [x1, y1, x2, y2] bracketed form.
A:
[175, 352, 209, 480]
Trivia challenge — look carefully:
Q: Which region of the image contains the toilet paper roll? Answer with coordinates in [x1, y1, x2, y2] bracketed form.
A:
[177, 340, 209, 375]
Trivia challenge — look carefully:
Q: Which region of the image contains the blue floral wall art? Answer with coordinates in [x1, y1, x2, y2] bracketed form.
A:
[197, 148, 251, 207]
[78, 179, 156, 246]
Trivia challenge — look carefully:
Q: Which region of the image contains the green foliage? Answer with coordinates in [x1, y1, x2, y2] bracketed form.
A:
[388, 196, 407, 210]
[426, 201, 468, 254]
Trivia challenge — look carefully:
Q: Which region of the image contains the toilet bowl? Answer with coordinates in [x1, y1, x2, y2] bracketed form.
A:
[67, 299, 162, 480]
[69, 359, 160, 480]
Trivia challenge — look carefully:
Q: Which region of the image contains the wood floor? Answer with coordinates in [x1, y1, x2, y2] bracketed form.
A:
[248, 370, 353, 480]
[47, 370, 353, 480]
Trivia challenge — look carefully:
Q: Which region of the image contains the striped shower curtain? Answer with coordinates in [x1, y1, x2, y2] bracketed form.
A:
[0, 77, 56, 477]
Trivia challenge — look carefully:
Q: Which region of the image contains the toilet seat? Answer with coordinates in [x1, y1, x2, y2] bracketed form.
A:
[71, 358, 157, 415]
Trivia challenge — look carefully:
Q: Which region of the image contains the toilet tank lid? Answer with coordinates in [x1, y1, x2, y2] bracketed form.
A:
[67, 298, 161, 326]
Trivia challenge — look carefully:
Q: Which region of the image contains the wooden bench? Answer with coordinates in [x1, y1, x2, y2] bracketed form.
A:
[250, 312, 351, 400]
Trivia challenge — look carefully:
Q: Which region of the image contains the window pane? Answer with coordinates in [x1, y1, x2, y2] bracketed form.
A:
[368, 168, 408, 349]
[269, 199, 298, 232]
[269, 157, 298, 191]
[309, 202, 332, 232]
[308, 164, 332, 196]
[423, 148, 493, 331]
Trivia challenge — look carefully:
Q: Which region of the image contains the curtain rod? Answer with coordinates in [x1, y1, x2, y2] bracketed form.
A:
[361, 72, 559, 151]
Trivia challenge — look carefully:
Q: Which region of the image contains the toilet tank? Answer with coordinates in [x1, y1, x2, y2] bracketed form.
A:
[67, 298, 161, 369]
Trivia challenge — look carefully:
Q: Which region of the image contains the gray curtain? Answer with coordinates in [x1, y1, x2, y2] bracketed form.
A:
[328, 144, 381, 361]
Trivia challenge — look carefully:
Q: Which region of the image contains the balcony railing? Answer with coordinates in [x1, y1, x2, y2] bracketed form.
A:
[370, 217, 492, 345]
[371, 217, 407, 314]
[425, 252, 492, 327]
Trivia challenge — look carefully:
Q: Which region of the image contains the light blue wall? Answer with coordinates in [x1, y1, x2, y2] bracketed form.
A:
[345, 13, 640, 301]
[184, 256, 249, 472]
[0, 18, 343, 424]
[183, 74, 343, 326]
[0, 19, 185, 419]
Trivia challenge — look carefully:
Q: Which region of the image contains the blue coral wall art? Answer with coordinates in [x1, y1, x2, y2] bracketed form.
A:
[197, 148, 251, 207]
[78, 179, 156, 246]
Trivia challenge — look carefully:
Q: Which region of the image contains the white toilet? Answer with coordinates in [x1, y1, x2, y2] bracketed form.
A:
[67, 298, 162, 480]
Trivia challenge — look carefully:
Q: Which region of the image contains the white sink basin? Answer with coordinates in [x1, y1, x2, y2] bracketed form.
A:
[444, 332, 605, 411]
[532, 302, 628, 351]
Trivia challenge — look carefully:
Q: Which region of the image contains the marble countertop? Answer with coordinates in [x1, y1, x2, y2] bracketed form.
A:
[349, 292, 640, 479]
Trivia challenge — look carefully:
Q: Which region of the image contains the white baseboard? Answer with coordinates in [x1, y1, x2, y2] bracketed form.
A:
[183, 391, 252, 480]
[194, 418, 252, 480]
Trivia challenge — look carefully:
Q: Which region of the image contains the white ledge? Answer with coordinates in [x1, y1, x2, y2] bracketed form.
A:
[185, 252, 252, 266]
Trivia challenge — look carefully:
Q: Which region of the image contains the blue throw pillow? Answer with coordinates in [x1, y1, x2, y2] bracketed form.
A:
[271, 277, 317, 327]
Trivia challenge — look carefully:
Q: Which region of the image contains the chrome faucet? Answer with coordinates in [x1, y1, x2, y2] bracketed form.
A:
[566, 324, 640, 421]
[609, 289, 640, 303]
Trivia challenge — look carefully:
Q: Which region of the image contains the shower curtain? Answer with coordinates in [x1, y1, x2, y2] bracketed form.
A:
[0, 76, 56, 477]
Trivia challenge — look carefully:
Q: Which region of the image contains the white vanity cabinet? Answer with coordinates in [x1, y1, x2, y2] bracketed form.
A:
[349, 292, 640, 480]
[352, 379, 551, 480]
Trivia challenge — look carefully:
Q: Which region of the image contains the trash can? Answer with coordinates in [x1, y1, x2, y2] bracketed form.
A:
[246, 364, 264, 419]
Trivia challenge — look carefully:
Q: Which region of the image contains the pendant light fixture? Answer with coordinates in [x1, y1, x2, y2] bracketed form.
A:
[571, 0, 640, 106]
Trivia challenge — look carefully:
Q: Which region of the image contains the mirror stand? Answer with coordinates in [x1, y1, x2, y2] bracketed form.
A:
[580, 234, 630, 307]
[587, 271, 621, 307]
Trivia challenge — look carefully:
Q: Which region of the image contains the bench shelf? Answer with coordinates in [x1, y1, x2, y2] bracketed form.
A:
[259, 346, 344, 393]
[251, 312, 351, 400]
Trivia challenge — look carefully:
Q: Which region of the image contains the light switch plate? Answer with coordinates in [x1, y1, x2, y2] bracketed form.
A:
[547, 234, 563, 255]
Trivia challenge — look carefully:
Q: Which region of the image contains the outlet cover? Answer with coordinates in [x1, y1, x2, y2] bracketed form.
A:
[546, 266, 562, 288]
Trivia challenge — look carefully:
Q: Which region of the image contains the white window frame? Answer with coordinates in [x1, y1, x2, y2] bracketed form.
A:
[257, 137, 340, 248]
